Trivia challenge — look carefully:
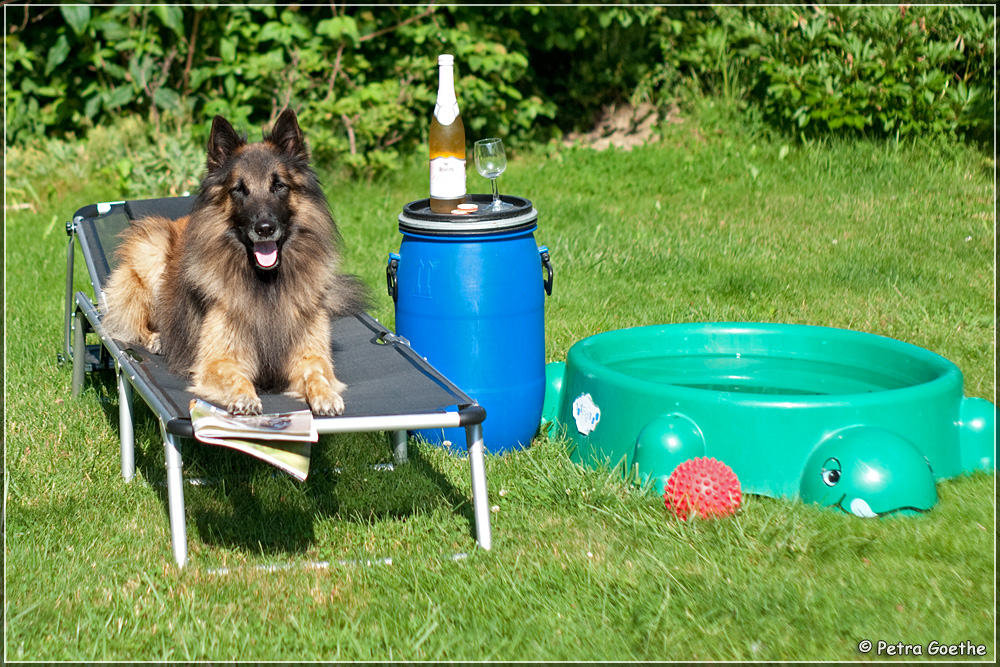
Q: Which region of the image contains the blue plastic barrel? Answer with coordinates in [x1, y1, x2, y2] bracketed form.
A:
[388, 195, 553, 453]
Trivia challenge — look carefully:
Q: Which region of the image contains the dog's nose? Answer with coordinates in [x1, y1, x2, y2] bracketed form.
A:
[254, 219, 276, 238]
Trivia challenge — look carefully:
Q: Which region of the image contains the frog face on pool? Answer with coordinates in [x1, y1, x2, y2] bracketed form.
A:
[800, 427, 937, 517]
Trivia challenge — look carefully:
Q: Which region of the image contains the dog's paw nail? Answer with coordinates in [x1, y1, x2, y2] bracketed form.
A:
[312, 393, 345, 416]
[230, 396, 263, 415]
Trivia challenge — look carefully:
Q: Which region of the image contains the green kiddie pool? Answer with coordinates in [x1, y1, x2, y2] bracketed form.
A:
[542, 323, 996, 517]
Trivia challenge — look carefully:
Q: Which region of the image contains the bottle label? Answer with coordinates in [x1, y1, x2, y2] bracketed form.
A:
[429, 157, 466, 198]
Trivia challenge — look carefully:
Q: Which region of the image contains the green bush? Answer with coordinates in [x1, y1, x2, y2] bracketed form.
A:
[644, 6, 995, 144]
[4, 5, 994, 177]
[4, 5, 555, 178]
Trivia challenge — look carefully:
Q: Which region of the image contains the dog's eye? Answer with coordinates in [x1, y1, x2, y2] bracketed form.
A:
[271, 178, 288, 195]
[230, 181, 248, 198]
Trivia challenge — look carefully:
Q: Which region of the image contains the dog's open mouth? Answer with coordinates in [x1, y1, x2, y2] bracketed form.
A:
[253, 240, 279, 269]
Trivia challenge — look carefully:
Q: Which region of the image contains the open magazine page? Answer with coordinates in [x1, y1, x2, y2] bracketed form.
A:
[189, 399, 316, 481]
[193, 435, 312, 482]
[189, 399, 317, 441]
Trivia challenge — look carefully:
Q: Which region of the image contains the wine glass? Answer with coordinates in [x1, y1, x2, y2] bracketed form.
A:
[474, 138, 513, 212]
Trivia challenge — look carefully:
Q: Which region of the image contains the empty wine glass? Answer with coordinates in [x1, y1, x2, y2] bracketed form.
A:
[474, 137, 513, 212]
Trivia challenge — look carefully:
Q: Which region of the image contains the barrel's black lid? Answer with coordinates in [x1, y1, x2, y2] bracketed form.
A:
[399, 194, 537, 236]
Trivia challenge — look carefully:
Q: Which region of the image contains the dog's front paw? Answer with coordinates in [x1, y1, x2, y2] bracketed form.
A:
[229, 393, 263, 415]
[308, 388, 345, 417]
[305, 375, 347, 416]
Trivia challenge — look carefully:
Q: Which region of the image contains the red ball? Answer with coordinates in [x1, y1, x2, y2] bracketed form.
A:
[664, 457, 741, 520]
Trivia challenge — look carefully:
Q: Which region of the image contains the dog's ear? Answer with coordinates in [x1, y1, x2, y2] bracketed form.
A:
[207, 116, 245, 172]
[269, 108, 308, 162]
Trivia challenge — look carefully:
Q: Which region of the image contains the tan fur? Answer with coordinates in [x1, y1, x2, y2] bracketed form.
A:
[285, 314, 347, 416]
[103, 215, 189, 353]
[187, 307, 264, 415]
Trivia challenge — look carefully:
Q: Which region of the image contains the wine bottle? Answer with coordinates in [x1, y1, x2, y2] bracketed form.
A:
[429, 54, 466, 214]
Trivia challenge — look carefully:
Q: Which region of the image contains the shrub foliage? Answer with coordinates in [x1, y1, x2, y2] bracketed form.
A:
[647, 5, 994, 142]
[6, 5, 556, 177]
[5, 5, 994, 175]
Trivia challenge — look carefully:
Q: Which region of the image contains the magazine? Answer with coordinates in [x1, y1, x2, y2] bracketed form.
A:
[188, 399, 317, 481]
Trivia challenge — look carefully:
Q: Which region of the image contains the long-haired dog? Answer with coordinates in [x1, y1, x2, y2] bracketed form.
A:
[103, 109, 367, 415]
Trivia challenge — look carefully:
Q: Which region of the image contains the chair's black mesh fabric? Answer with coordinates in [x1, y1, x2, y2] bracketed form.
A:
[121, 313, 467, 420]
[76, 197, 474, 424]
[81, 197, 194, 291]
[124, 196, 195, 223]
[79, 208, 128, 291]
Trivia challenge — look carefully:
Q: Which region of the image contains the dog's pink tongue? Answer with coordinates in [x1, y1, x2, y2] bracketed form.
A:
[254, 241, 278, 268]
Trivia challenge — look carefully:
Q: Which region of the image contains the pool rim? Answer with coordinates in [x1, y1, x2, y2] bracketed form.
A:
[566, 321, 963, 407]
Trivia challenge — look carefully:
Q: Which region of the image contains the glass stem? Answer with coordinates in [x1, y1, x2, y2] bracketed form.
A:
[491, 177, 500, 206]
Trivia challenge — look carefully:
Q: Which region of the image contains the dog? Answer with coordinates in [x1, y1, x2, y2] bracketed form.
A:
[102, 108, 368, 416]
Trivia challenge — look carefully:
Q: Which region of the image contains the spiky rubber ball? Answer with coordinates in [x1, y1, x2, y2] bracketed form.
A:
[664, 457, 741, 520]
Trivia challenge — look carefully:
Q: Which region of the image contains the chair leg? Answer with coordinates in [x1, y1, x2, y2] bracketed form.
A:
[118, 364, 136, 482]
[71, 309, 86, 397]
[161, 424, 188, 568]
[64, 233, 76, 362]
[465, 422, 492, 550]
[391, 430, 408, 464]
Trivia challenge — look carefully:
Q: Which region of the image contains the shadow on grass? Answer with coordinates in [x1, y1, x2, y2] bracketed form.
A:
[181, 439, 476, 557]
[84, 370, 475, 557]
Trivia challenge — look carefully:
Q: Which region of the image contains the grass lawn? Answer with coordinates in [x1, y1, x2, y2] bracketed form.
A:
[4, 112, 995, 661]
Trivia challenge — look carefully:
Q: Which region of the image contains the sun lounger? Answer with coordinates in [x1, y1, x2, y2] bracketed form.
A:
[63, 196, 491, 567]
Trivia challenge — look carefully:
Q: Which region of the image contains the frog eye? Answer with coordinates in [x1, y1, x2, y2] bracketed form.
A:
[821, 457, 842, 487]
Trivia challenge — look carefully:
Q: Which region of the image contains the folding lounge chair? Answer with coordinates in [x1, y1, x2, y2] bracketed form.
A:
[63, 196, 491, 568]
